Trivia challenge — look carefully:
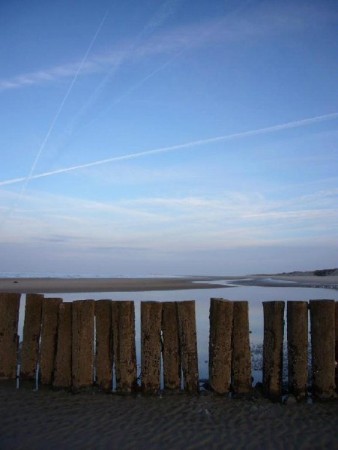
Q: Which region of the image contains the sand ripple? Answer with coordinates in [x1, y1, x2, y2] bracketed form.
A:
[0, 385, 337, 449]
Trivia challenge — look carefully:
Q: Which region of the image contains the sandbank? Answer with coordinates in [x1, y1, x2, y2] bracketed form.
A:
[230, 274, 338, 290]
[0, 272, 338, 293]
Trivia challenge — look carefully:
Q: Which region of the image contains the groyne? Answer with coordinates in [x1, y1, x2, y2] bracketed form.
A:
[0, 293, 337, 401]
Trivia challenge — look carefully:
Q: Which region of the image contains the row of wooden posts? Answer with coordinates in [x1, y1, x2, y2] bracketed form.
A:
[0, 293, 337, 400]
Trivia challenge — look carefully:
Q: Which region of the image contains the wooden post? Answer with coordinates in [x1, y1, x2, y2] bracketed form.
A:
[209, 298, 233, 394]
[162, 302, 181, 391]
[21, 294, 44, 381]
[0, 293, 21, 380]
[141, 301, 162, 393]
[53, 302, 72, 389]
[335, 302, 338, 391]
[111, 301, 120, 389]
[40, 298, 62, 385]
[232, 301, 252, 394]
[72, 300, 95, 390]
[95, 300, 112, 391]
[112, 301, 137, 393]
[309, 300, 335, 398]
[335, 302, 338, 392]
[177, 301, 199, 392]
[263, 301, 285, 401]
[287, 301, 308, 398]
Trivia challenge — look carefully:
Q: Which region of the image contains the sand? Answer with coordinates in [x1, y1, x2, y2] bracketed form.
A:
[0, 276, 229, 293]
[0, 383, 337, 450]
[0, 273, 337, 294]
[233, 274, 338, 290]
[0, 274, 337, 448]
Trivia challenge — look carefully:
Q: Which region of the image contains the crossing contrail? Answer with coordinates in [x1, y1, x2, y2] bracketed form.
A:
[21, 11, 109, 191]
[65, 1, 184, 137]
[0, 11, 109, 229]
[0, 112, 337, 187]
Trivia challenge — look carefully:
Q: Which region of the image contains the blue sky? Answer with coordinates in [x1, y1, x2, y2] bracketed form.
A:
[0, 0, 337, 276]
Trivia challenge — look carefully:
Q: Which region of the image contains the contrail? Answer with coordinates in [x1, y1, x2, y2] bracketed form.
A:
[82, 49, 185, 133]
[65, 1, 183, 138]
[0, 11, 108, 228]
[0, 112, 337, 187]
[22, 11, 109, 190]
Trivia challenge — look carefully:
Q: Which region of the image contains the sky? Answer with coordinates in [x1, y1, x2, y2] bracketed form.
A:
[0, 0, 337, 277]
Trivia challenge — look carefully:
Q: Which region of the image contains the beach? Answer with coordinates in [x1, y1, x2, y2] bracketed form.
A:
[0, 276, 229, 293]
[0, 383, 337, 450]
[0, 272, 337, 293]
[0, 273, 337, 449]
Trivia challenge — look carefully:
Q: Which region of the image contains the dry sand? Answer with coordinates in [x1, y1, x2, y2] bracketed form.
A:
[0, 383, 337, 450]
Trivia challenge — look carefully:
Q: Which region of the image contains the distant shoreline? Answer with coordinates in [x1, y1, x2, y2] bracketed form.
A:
[0, 276, 230, 293]
[0, 272, 337, 293]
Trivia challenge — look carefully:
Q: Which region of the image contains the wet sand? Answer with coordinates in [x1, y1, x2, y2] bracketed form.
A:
[0, 383, 337, 450]
[231, 274, 338, 290]
[0, 276, 229, 293]
[0, 273, 337, 293]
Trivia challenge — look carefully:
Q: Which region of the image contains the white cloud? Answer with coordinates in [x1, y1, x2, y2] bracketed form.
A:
[2, 181, 336, 256]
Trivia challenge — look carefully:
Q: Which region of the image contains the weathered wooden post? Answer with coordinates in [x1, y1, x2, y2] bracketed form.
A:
[335, 302, 338, 392]
[141, 301, 162, 393]
[95, 300, 112, 391]
[263, 301, 285, 401]
[162, 302, 181, 391]
[0, 293, 21, 380]
[111, 301, 137, 393]
[53, 302, 72, 389]
[287, 301, 308, 399]
[335, 301, 338, 390]
[72, 300, 95, 390]
[111, 301, 120, 389]
[40, 298, 63, 385]
[232, 301, 252, 394]
[209, 298, 233, 394]
[309, 300, 336, 398]
[21, 293, 44, 381]
[177, 301, 199, 392]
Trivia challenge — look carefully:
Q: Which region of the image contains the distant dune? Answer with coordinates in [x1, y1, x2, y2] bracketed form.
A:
[278, 268, 338, 277]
